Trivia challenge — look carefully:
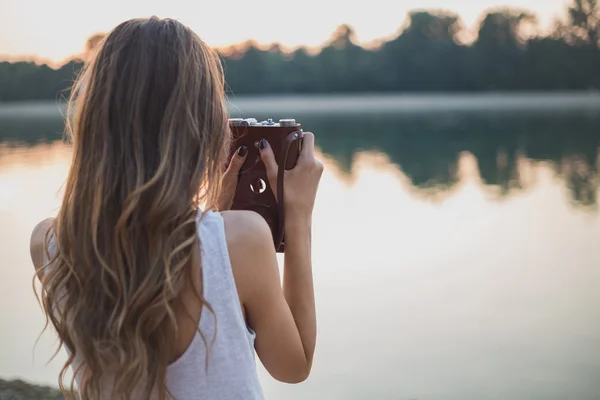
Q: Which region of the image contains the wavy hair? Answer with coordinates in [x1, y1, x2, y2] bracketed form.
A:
[34, 17, 230, 399]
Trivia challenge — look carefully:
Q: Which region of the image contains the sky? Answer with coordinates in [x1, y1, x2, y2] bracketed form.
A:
[1, 0, 571, 65]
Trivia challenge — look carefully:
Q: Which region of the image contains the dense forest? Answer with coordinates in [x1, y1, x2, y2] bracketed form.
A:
[1, 0, 600, 101]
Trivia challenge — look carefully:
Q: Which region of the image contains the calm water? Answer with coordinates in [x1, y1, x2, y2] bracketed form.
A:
[1, 95, 600, 400]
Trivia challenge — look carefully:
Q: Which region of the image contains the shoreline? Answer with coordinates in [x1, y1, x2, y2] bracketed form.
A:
[0, 378, 63, 399]
[1, 92, 600, 118]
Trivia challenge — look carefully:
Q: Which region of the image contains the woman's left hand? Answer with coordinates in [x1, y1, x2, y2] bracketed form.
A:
[217, 146, 248, 210]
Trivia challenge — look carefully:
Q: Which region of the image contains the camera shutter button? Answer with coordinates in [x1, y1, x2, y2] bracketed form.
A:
[279, 119, 296, 127]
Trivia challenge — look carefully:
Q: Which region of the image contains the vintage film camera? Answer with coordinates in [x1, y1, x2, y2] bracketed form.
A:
[227, 118, 304, 253]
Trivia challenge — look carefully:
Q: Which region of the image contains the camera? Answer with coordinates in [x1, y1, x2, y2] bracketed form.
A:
[228, 118, 304, 252]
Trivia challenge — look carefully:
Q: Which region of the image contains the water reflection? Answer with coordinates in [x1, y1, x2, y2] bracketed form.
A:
[2, 104, 600, 400]
[295, 111, 600, 209]
[0, 112, 64, 146]
[4, 105, 598, 209]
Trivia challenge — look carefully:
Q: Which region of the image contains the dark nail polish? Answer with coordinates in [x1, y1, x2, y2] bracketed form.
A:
[237, 145, 248, 157]
[259, 138, 268, 150]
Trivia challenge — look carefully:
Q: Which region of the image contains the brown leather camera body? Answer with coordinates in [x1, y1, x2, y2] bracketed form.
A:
[227, 118, 304, 252]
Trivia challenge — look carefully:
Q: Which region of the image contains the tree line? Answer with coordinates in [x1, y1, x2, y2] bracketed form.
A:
[1, 0, 599, 102]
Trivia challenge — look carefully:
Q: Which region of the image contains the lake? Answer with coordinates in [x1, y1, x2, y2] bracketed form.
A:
[1, 94, 600, 400]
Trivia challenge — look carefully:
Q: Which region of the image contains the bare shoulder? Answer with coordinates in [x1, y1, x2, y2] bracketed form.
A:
[220, 210, 279, 304]
[221, 210, 273, 251]
[30, 217, 55, 272]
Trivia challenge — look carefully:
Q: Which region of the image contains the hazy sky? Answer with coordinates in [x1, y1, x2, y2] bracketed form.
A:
[1, 0, 571, 63]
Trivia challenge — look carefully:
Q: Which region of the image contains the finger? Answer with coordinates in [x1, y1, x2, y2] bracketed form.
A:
[258, 138, 278, 183]
[298, 132, 315, 164]
[220, 170, 238, 198]
[225, 145, 248, 175]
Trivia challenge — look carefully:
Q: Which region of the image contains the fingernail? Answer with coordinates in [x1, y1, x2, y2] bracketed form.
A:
[259, 138, 268, 150]
[237, 145, 247, 157]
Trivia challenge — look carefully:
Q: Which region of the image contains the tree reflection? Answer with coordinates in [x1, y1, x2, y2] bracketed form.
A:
[1, 108, 599, 209]
[559, 154, 599, 207]
[302, 110, 600, 208]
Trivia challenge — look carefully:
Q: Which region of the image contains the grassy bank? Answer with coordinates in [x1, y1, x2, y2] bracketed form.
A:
[0, 379, 63, 400]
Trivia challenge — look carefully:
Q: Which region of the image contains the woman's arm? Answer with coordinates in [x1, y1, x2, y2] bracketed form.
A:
[281, 211, 316, 371]
[225, 132, 323, 383]
[224, 210, 315, 383]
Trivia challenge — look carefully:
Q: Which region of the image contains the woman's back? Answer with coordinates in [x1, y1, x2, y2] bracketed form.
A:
[46, 211, 264, 399]
[165, 211, 262, 399]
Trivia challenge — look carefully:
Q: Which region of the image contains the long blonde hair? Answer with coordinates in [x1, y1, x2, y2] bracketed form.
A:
[34, 17, 230, 399]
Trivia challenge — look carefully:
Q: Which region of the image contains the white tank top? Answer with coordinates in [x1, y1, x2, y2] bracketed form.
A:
[45, 210, 265, 399]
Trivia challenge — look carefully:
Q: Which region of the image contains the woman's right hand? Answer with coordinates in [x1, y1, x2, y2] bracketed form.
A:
[258, 132, 324, 220]
[251, 132, 321, 380]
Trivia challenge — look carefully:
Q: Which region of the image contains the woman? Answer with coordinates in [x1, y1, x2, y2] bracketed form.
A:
[29, 17, 323, 400]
